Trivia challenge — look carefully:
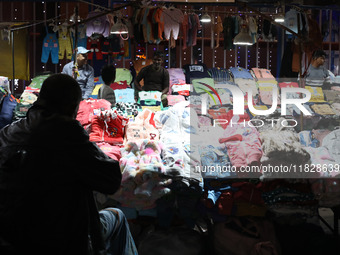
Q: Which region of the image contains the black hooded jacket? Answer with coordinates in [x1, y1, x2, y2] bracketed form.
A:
[0, 105, 122, 255]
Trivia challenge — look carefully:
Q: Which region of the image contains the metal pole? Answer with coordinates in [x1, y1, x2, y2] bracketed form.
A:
[245, 46, 248, 68]
[256, 39, 259, 67]
[328, 10, 332, 71]
[266, 42, 269, 69]
[11, 30, 15, 93]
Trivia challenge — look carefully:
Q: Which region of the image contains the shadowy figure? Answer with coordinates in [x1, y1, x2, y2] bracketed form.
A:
[0, 74, 137, 255]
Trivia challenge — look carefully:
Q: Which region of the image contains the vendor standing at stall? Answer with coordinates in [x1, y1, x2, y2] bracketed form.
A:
[134, 50, 170, 106]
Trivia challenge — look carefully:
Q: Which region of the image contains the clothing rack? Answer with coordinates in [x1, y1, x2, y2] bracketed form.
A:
[178, 8, 262, 16]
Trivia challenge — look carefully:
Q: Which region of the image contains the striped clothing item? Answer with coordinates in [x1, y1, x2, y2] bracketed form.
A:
[305, 65, 329, 87]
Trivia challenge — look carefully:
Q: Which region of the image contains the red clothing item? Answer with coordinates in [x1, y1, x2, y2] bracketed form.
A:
[90, 112, 128, 145]
[208, 108, 250, 129]
[76, 99, 112, 126]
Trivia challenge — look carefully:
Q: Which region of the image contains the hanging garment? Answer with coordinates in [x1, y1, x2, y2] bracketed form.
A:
[58, 25, 73, 60]
[72, 23, 87, 48]
[86, 11, 110, 37]
[162, 7, 184, 41]
[248, 16, 258, 43]
[223, 16, 235, 50]
[87, 37, 103, 60]
[41, 27, 59, 64]
[214, 16, 224, 48]
[181, 13, 189, 50]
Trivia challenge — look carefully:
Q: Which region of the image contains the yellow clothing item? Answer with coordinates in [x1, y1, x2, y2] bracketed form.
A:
[305, 86, 326, 102]
[58, 27, 73, 60]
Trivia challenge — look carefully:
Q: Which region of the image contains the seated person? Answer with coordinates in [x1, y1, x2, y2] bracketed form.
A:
[305, 49, 330, 87]
[134, 50, 169, 106]
[98, 64, 116, 106]
[0, 74, 137, 255]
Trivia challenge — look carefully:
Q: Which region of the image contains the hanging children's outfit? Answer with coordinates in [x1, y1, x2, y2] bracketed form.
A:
[57, 23, 73, 60]
[41, 27, 59, 64]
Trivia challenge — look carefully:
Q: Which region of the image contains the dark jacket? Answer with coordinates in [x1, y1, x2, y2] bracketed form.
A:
[0, 105, 122, 255]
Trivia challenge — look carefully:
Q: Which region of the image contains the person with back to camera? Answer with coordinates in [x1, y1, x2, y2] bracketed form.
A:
[134, 50, 170, 106]
[0, 74, 138, 255]
[98, 64, 116, 106]
[62, 46, 95, 99]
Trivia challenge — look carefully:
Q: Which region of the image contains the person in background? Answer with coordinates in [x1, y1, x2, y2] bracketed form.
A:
[134, 50, 169, 106]
[98, 64, 116, 106]
[62, 46, 95, 99]
[0, 74, 138, 255]
[304, 49, 331, 87]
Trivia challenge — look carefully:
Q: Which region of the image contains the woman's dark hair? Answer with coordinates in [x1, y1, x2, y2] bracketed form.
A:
[312, 49, 326, 59]
[101, 65, 116, 85]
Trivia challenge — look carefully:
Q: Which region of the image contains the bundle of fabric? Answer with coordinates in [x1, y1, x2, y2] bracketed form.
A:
[89, 109, 128, 146]
[200, 180, 266, 218]
[138, 90, 163, 111]
[257, 80, 280, 106]
[219, 126, 262, 176]
[114, 88, 135, 104]
[114, 102, 142, 120]
[110, 68, 133, 90]
[167, 68, 186, 94]
[229, 66, 258, 97]
[259, 119, 310, 179]
[13, 87, 40, 120]
[124, 108, 159, 142]
[208, 108, 250, 130]
[76, 99, 111, 127]
[251, 68, 275, 80]
[112, 139, 171, 210]
[29, 74, 50, 89]
[157, 101, 201, 180]
[208, 67, 230, 84]
[261, 179, 318, 225]
[278, 81, 300, 99]
[182, 63, 210, 84]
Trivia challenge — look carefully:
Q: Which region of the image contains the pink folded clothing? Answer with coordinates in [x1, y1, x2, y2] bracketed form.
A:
[167, 95, 186, 106]
[251, 68, 275, 80]
[219, 126, 262, 168]
[331, 86, 340, 92]
[96, 142, 122, 161]
[76, 99, 111, 126]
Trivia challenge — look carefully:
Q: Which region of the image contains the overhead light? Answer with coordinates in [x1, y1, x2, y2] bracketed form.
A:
[233, 25, 253, 46]
[110, 21, 128, 34]
[274, 14, 285, 23]
[69, 13, 81, 23]
[274, 5, 285, 23]
[200, 13, 211, 23]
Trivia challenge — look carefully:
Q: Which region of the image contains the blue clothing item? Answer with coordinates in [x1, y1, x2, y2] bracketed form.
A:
[208, 67, 230, 84]
[115, 88, 135, 104]
[62, 62, 94, 99]
[0, 94, 17, 129]
[299, 130, 319, 148]
[41, 32, 59, 64]
[99, 208, 138, 255]
[199, 145, 236, 179]
[229, 67, 253, 80]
